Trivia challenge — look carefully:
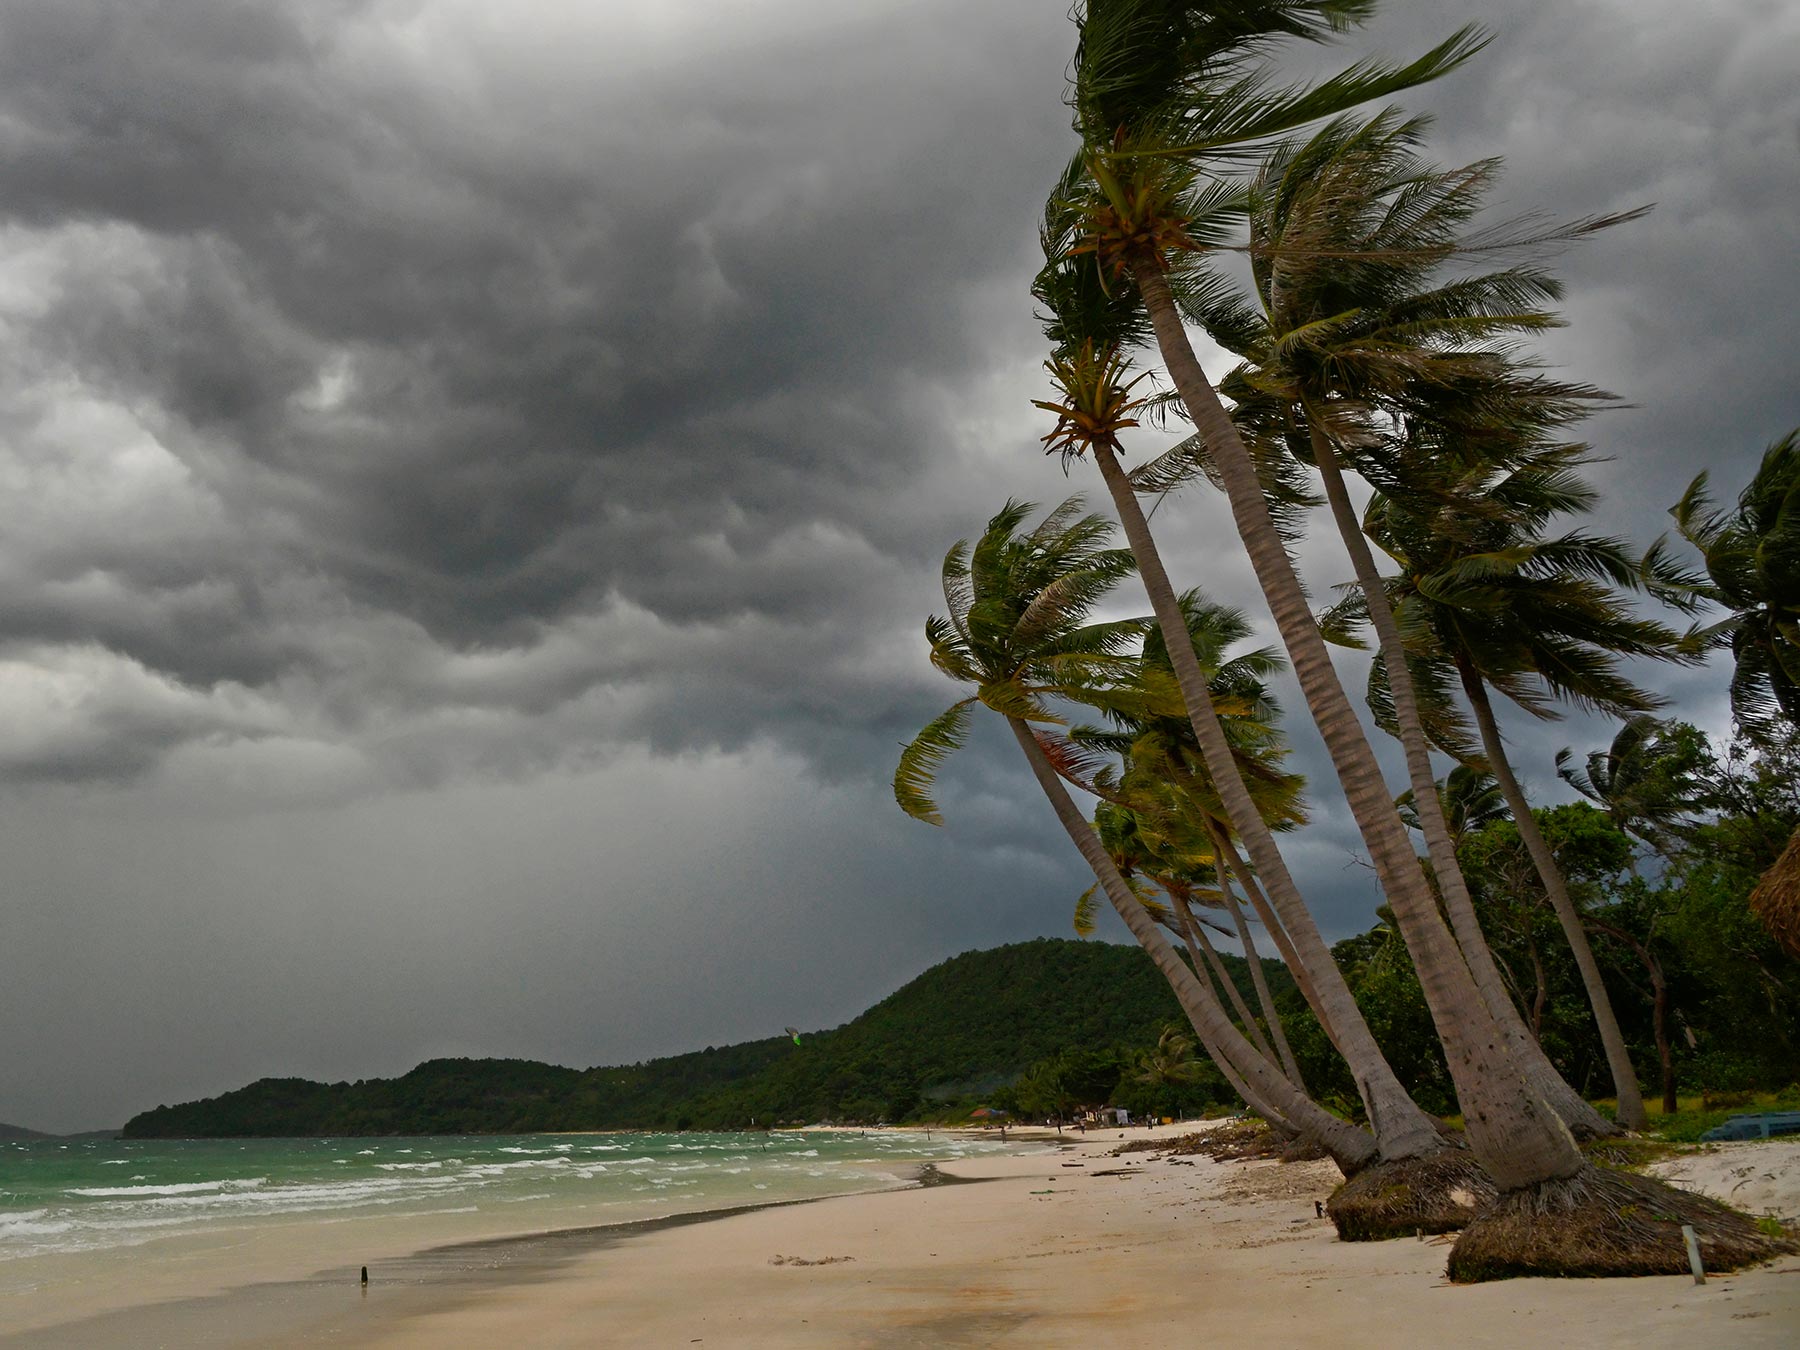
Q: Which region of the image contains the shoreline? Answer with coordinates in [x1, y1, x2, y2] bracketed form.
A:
[6, 1128, 1797, 1347]
[0, 1138, 1050, 1347]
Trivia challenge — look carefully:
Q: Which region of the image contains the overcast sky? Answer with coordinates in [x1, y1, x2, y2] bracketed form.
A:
[1, 0, 1794, 1132]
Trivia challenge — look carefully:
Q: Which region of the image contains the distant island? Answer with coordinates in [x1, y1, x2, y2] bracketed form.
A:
[122, 939, 1282, 1137]
[1, 1122, 121, 1141]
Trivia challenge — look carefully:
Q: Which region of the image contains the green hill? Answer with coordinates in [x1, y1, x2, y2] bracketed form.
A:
[123, 938, 1287, 1138]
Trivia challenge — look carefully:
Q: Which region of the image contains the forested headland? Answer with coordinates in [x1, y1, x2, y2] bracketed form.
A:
[121, 938, 1275, 1137]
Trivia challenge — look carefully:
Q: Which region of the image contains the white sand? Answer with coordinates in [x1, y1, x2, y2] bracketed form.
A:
[1649, 1140, 1800, 1223]
[322, 1126, 1800, 1349]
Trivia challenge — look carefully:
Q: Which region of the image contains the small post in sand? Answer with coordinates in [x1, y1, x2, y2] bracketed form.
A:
[1681, 1226, 1706, 1285]
[360, 1266, 369, 1287]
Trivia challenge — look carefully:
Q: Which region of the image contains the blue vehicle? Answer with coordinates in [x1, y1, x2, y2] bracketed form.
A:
[1699, 1111, 1800, 1141]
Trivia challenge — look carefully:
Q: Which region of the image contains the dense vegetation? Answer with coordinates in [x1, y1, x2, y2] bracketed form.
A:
[122, 938, 1283, 1137]
[1283, 731, 1800, 1120]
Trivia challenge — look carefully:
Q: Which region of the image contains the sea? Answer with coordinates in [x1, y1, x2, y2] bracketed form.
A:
[0, 1129, 1023, 1274]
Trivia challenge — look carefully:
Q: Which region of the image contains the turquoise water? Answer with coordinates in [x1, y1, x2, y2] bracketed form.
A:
[0, 1130, 1019, 1264]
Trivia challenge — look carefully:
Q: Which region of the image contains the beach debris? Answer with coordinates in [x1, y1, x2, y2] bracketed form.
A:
[1115, 1120, 1303, 1164]
[768, 1254, 854, 1266]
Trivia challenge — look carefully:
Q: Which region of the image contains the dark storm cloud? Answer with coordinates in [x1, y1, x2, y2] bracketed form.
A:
[0, 0, 1078, 789]
[1345, 0, 1800, 528]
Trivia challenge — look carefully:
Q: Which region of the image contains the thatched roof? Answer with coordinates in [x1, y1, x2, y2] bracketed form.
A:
[1750, 824, 1800, 960]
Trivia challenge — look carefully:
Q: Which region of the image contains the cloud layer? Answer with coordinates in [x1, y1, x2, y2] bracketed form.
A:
[0, 0, 1794, 1130]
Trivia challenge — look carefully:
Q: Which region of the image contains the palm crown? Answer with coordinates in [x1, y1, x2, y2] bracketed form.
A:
[1344, 444, 1694, 729]
[1672, 430, 1800, 738]
[894, 499, 1146, 826]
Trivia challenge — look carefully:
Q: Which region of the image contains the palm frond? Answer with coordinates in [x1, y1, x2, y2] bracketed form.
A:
[894, 699, 976, 825]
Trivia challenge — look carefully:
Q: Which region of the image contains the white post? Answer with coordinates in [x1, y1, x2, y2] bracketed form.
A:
[1681, 1225, 1706, 1285]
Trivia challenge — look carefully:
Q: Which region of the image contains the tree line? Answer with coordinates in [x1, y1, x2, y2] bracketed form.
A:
[122, 939, 1250, 1136]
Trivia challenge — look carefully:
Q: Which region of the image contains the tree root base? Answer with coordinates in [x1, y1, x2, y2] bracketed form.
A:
[1327, 1150, 1495, 1241]
[1446, 1163, 1794, 1282]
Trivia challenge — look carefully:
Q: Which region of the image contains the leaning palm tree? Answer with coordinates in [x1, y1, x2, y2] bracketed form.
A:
[1056, 0, 1785, 1276]
[1062, 0, 1582, 1189]
[1083, 783, 1306, 1087]
[1672, 430, 1800, 742]
[1181, 108, 1637, 1132]
[1035, 162, 1457, 1182]
[1398, 764, 1507, 846]
[1029, 317, 1466, 1177]
[1080, 800, 1302, 1096]
[1068, 592, 1314, 1085]
[1136, 1024, 1204, 1090]
[1332, 440, 1693, 1131]
[893, 498, 1375, 1168]
[1673, 432, 1800, 955]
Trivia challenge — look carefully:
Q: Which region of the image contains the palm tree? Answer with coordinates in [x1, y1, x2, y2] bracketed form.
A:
[1180, 109, 1637, 1132]
[1024, 301, 1457, 1150]
[1069, 592, 1317, 1085]
[1668, 427, 1800, 958]
[1079, 802, 1298, 1092]
[1322, 437, 1696, 1131]
[1083, 790, 1307, 1087]
[1672, 430, 1800, 742]
[1398, 765, 1506, 845]
[1060, 0, 1586, 1194]
[1135, 1025, 1204, 1089]
[1557, 716, 1711, 864]
[893, 498, 1376, 1168]
[1034, 79, 1467, 1171]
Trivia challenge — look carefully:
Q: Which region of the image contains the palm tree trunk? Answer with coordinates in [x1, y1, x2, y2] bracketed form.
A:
[1168, 905, 1292, 1122]
[1225, 891, 1304, 1086]
[1584, 916, 1674, 1118]
[1175, 893, 1278, 1063]
[1526, 930, 1547, 1041]
[1008, 716, 1377, 1171]
[1169, 937, 1291, 1126]
[1198, 1017, 1292, 1128]
[1311, 427, 1619, 1138]
[1090, 440, 1445, 1162]
[1132, 259, 1582, 1190]
[1459, 660, 1649, 1130]
[1204, 818, 1305, 1085]
[1215, 827, 1342, 1053]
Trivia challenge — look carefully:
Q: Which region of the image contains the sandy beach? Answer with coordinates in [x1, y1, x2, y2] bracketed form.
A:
[13, 1125, 1795, 1348]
